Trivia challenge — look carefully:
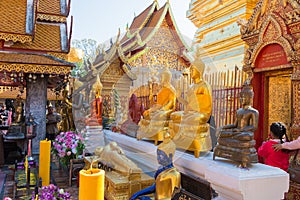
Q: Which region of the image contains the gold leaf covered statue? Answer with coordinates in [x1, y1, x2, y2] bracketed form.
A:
[213, 83, 259, 167]
[137, 68, 176, 145]
[130, 131, 181, 200]
[169, 49, 212, 157]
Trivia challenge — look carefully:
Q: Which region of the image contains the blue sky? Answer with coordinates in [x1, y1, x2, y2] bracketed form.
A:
[69, 0, 197, 44]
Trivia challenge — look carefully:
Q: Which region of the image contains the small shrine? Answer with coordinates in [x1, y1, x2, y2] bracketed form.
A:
[0, 0, 74, 157]
[240, 0, 300, 147]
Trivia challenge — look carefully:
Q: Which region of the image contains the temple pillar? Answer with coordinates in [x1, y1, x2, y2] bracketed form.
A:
[25, 76, 48, 155]
[291, 60, 300, 139]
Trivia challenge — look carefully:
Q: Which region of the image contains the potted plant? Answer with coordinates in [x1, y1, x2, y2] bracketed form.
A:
[52, 131, 85, 167]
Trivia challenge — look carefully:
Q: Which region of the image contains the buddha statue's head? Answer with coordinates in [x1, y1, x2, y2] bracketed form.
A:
[191, 49, 205, 80]
[93, 74, 103, 98]
[160, 68, 172, 86]
[157, 131, 176, 166]
[239, 83, 254, 106]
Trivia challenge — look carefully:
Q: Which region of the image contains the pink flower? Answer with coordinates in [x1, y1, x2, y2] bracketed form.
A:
[67, 151, 71, 156]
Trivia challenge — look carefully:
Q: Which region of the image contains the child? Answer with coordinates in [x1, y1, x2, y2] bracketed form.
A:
[258, 122, 290, 171]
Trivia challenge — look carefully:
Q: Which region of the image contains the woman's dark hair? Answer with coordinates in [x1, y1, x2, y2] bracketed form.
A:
[270, 122, 289, 144]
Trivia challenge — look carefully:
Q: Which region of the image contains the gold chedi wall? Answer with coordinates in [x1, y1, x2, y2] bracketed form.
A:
[187, 0, 258, 72]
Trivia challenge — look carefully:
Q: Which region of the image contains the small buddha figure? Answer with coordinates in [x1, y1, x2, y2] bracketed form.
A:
[13, 94, 24, 124]
[86, 74, 103, 126]
[130, 131, 181, 200]
[213, 83, 259, 167]
[61, 86, 75, 131]
[169, 50, 212, 157]
[137, 68, 176, 145]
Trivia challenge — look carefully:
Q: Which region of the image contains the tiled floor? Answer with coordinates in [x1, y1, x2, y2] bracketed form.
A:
[1, 156, 79, 200]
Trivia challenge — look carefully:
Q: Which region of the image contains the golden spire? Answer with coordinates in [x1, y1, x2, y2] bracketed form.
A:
[93, 74, 103, 90]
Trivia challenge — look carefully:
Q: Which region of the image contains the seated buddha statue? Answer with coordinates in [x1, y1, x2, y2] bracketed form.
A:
[86, 74, 103, 126]
[213, 82, 259, 167]
[137, 69, 176, 145]
[130, 131, 181, 200]
[169, 51, 212, 158]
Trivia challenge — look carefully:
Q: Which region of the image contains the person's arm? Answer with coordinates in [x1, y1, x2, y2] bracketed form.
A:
[273, 136, 300, 151]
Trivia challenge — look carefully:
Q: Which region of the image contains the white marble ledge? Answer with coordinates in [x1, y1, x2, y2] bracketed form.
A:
[103, 130, 289, 200]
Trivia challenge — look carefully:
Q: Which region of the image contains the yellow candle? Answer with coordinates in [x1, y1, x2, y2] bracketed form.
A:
[79, 169, 105, 200]
[38, 140, 51, 186]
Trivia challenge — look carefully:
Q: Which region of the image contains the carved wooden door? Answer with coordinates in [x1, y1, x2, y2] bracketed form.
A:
[266, 74, 291, 138]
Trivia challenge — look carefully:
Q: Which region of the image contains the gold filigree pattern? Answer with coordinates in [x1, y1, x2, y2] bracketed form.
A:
[263, 23, 277, 42]
[37, 14, 66, 23]
[0, 33, 32, 43]
[292, 81, 300, 125]
[250, 16, 293, 65]
[268, 75, 291, 131]
[0, 64, 71, 75]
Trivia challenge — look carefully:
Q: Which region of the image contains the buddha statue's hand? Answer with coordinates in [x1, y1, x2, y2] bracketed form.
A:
[232, 128, 241, 132]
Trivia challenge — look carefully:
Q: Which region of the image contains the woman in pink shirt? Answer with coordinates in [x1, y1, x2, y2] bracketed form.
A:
[258, 122, 290, 171]
[273, 136, 300, 150]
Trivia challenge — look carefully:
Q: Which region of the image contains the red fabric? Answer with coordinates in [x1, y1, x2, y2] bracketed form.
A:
[258, 140, 289, 171]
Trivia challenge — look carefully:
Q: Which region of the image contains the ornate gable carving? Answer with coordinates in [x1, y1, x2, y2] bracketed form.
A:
[249, 15, 294, 65]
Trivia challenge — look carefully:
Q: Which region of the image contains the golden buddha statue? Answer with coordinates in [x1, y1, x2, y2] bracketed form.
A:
[130, 131, 181, 200]
[137, 68, 176, 145]
[169, 50, 212, 158]
[213, 83, 259, 167]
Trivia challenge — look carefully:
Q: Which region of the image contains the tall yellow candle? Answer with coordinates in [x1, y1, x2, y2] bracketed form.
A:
[79, 169, 105, 200]
[39, 140, 51, 186]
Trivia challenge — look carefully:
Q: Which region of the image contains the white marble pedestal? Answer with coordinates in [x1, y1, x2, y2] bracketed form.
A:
[103, 130, 289, 200]
[206, 157, 289, 200]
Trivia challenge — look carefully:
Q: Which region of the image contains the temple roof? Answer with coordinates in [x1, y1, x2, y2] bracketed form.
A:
[38, 0, 69, 16]
[10, 22, 69, 53]
[0, 0, 35, 43]
[91, 1, 190, 79]
[121, 2, 189, 50]
[0, 50, 74, 74]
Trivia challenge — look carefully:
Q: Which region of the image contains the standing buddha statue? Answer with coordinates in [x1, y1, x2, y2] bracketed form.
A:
[60, 85, 75, 131]
[169, 49, 213, 157]
[137, 68, 176, 145]
[86, 74, 103, 126]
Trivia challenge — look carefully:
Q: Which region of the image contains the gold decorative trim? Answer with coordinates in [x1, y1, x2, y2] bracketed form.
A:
[0, 33, 32, 43]
[48, 52, 67, 60]
[253, 64, 292, 73]
[37, 14, 66, 23]
[0, 64, 71, 75]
